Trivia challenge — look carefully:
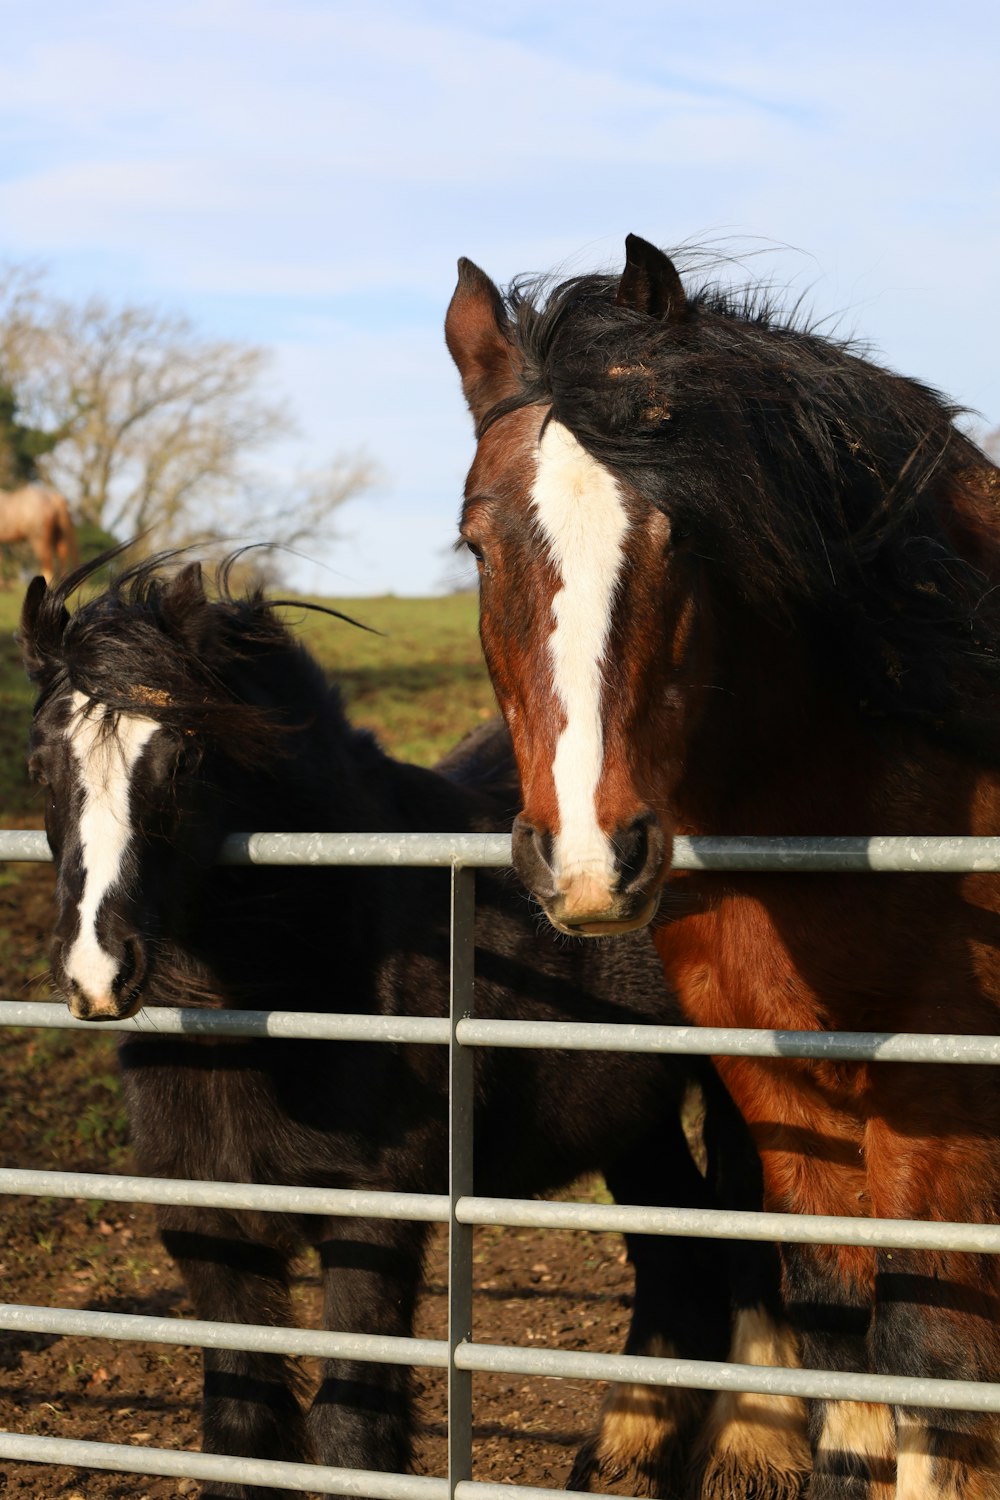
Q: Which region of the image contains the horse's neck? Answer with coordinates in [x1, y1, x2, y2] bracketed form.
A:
[357, 743, 496, 836]
[226, 712, 493, 851]
[198, 725, 389, 999]
[676, 609, 995, 836]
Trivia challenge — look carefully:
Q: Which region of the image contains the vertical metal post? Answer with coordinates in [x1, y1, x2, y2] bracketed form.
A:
[448, 863, 476, 1500]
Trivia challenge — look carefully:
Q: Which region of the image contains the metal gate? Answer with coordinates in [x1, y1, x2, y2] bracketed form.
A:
[1, 828, 1000, 1495]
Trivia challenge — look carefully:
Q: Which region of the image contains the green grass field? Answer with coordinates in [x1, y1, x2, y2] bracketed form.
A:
[0, 584, 497, 823]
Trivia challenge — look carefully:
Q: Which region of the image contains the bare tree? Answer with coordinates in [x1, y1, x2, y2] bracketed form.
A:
[210, 453, 380, 587]
[0, 269, 373, 569]
[0, 262, 50, 385]
[37, 299, 290, 543]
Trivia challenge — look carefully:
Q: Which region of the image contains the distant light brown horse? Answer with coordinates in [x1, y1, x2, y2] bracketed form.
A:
[0, 484, 79, 583]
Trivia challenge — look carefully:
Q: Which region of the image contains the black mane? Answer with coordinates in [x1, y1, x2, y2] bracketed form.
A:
[488, 263, 1000, 760]
[20, 550, 347, 768]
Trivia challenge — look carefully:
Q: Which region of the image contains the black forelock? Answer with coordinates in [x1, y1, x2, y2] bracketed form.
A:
[482, 257, 1000, 762]
[21, 549, 344, 766]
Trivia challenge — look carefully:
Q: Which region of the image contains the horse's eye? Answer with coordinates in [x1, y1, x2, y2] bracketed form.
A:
[464, 540, 486, 569]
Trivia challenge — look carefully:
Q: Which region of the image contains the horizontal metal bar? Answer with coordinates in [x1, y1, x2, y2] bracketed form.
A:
[455, 1341, 1000, 1415]
[0, 829, 509, 869]
[0, 1431, 447, 1498]
[218, 831, 514, 867]
[672, 834, 1000, 873]
[0, 999, 450, 1043]
[0, 1302, 448, 1369]
[5, 1002, 999, 1069]
[0, 830, 49, 861]
[457, 1196, 1000, 1253]
[0, 1166, 448, 1222]
[8, 828, 1000, 871]
[39, 1296, 1000, 1428]
[457, 1018, 1000, 1065]
[7, 1163, 996, 1254]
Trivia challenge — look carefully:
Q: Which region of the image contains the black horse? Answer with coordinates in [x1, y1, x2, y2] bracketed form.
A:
[21, 556, 779, 1500]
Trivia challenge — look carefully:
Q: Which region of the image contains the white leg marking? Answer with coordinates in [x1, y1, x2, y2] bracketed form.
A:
[699, 1306, 810, 1500]
[895, 1413, 937, 1500]
[816, 1398, 895, 1495]
[531, 420, 629, 894]
[896, 1408, 999, 1499]
[64, 690, 158, 1001]
[580, 1335, 707, 1491]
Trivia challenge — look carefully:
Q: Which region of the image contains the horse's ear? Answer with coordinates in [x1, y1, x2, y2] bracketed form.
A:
[162, 560, 214, 656]
[170, 560, 206, 604]
[445, 259, 520, 424]
[19, 575, 68, 682]
[616, 235, 686, 322]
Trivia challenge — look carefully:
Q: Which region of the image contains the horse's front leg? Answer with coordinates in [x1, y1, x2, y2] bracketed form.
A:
[567, 1114, 729, 1498]
[158, 1206, 309, 1500]
[872, 1247, 998, 1500]
[695, 1072, 810, 1500]
[308, 1215, 429, 1484]
[779, 1240, 893, 1500]
[866, 1086, 1000, 1500]
[720, 1060, 892, 1500]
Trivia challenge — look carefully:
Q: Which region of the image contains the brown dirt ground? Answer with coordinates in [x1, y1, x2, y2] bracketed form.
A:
[0, 865, 639, 1498]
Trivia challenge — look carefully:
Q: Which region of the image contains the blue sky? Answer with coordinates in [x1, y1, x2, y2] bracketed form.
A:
[1, 1, 998, 594]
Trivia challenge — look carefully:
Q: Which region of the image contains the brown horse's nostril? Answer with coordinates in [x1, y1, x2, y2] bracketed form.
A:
[614, 811, 666, 894]
[511, 815, 557, 900]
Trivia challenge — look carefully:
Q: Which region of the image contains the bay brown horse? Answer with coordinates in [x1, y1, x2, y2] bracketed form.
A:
[446, 235, 1000, 1499]
[0, 483, 79, 582]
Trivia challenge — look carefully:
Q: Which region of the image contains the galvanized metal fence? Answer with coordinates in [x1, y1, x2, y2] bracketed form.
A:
[1, 829, 1000, 1496]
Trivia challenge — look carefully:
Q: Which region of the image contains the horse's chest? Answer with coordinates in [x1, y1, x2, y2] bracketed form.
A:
[655, 889, 876, 1103]
[655, 892, 824, 1033]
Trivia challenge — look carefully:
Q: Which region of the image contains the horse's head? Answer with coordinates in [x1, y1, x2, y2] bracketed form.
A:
[449, 236, 1000, 937]
[20, 556, 292, 1019]
[446, 238, 703, 935]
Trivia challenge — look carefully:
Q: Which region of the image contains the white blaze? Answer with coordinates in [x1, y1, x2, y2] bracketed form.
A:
[530, 420, 629, 886]
[64, 690, 158, 1000]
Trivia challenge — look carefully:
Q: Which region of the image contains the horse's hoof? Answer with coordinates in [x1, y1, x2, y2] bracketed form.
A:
[567, 1383, 706, 1497]
[567, 1436, 681, 1497]
[699, 1449, 809, 1500]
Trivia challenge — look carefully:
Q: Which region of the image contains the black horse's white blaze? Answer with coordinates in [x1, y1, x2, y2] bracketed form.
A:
[63, 690, 158, 1006]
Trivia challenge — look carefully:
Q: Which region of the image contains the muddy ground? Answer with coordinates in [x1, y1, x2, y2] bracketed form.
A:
[0, 865, 642, 1498]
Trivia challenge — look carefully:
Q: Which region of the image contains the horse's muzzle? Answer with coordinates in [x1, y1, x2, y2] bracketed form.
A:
[65, 981, 144, 1022]
[511, 810, 667, 937]
[54, 933, 149, 1022]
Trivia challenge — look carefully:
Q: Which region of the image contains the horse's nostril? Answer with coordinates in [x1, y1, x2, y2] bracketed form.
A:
[614, 812, 664, 890]
[511, 816, 558, 896]
[615, 820, 648, 885]
[532, 826, 554, 873]
[113, 939, 137, 998]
